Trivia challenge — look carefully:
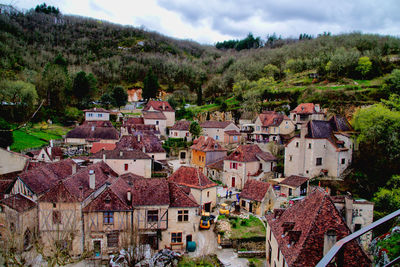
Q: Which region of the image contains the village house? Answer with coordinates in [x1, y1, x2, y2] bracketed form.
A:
[26, 144, 63, 162]
[252, 111, 295, 143]
[90, 143, 116, 154]
[265, 188, 371, 267]
[116, 134, 166, 161]
[90, 149, 152, 178]
[224, 130, 241, 144]
[239, 179, 276, 216]
[279, 175, 309, 198]
[84, 107, 110, 121]
[65, 120, 119, 147]
[37, 162, 119, 256]
[223, 144, 277, 189]
[289, 103, 325, 129]
[206, 157, 225, 183]
[284, 116, 354, 178]
[191, 136, 227, 173]
[0, 148, 30, 175]
[0, 193, 37, 251]
[9, 159, 77, 200]
[168, 166, 217, 212]
[143, 112, 167, 136]
[331, 195, 374, 250]
[169, 120, 192, 141]
[120, 117, 161, 137]
[142, 100, 175, 127]
[200, 121, 240, 143]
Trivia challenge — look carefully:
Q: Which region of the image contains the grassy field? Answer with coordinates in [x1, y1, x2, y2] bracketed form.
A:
[229, 215, 266, 239]
[11, 123, 70, 152]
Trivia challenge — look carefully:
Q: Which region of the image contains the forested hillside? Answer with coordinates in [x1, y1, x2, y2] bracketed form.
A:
[1, 3, 400, 124]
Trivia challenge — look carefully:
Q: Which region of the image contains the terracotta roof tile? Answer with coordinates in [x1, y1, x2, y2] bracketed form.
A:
[266, 188, 371, 266]
[169, 182, 198, 208]
[116, 135, 165, 153]
[0, 193, 36, 212]
[131, 178, 170, 206]
[170, 120, 191, 131]
[90, 148, 151, 160]
[143, 111, 167, 120]
[191, 136, 226, 152]
[200, 121, 234, 129]
[224, 130, 241, 136]
[143, 100, 174, 112]
[240, 179, 270, 202]
[66, 122, 119, 140]
[226, 144, 276, 162]
[168, 166, 217, 189]
[123, 117, 144, 127]
[120, 172, 144, 185]
[83, 107, 110, 113]
[329, 115, 353, 132]
[280, 175, 309, 188]
[90, 143, 116, 154]
[291, 103, 323, 114]
[258, 111, 289, 127]
[206, 158, 225, 171]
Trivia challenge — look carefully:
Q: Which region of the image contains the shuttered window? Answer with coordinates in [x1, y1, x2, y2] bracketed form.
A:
[107, 232, 119, 247]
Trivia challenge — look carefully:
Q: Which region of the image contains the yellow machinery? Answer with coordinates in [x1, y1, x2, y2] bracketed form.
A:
[199, 212, 211, 230]
[219, 203, 230, 215]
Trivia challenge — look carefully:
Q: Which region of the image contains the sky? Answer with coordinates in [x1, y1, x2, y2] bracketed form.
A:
[4, 0, 400, 44]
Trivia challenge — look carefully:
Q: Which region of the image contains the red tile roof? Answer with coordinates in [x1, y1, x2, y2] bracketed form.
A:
[143, 111, 167, 120]
[291, 103, 323, 114]
[90, 143, 116, 154]
[18, 159, 76, 195]
[0, 193, 36, 212]
[257, 111, 290, 127]
[200, 121, 234, 129]
[90, 148, 151, 160]
[240, 179, 270, 202]
[66, 122, 119, 140]
[226, 144, 276, 162]
[224, 130, 241, 136]
[170, 120, 191, 131]
[169, 182, 198, 208]
[191, 136, 227, 152]
[119, 172, 144, 185]
[266, 188, 371, 266]
[0, 179, 14, 198]
[206, 158, 225, 171]
[123, 117, 144, 127]
[280, 175, 309, 188]
[143, 100, 174, 112]
[83, 107, 110, 113]
[168, 166, 217, 189]
[131, 178, 170, 206]
[116, 135, 165, 153]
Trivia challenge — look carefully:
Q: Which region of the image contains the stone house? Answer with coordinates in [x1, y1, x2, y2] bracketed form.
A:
[169, 120, 191, 141]
[331, 195, 374, 250]
[37, 162, 119, 256]
[0, 193, 37, 251]
[239, 179, 276, 216]
[279, 175, 309, 198]
[116, 134, 166, 161]
[223, 130, 241, 144]
[120, 117, 160, 137]
[252, 111, 295, 143]
[143, 112, 167, 136]
[265, 188, 371, 267]
[200, 121, 240, 143]
[143, 100, 175, 127]
[0, 148, 30, 175]
[90, 149, 152, 178]
[83, 107, 110, 121]
[191, 136, 227, 173]
[284, 116, 354, 178]
[206, 158, 225, 183]
[223, 144, 277, 190]
[65, 121, 119, 147]
[168, 166, 217, 212]
[289, 103, 325, 129]
[27, 145, 63, 162]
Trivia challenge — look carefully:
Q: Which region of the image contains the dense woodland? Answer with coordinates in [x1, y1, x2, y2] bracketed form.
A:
[1, 4, 400, 215]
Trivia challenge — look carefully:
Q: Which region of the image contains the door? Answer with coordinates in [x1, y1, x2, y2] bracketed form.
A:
[93, 240, 101, 257]
[231, 177, 235, 187]
[204, 202, 211, 212]
[180, 152, 186, 159]
[249, 202, 253, 213]
[186, 234, 192, 242]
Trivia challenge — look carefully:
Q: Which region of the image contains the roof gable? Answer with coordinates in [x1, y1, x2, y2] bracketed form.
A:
[191, 136, 226, 152]
[170, 120, 191, 131]
[240, 179, 270, 202]
[291, 103, 322, 114]
[200, 121, 234, 129]
[169, 182, 198, 208]
[226, 144, 276, 162]
[131, 178, 170, 206]
[116, 135, 165, 153]
[1, 193, 36, 212]
[280, 175, 309, 188]
[168, 166, 217, 189]
[143, 100, 174, 112]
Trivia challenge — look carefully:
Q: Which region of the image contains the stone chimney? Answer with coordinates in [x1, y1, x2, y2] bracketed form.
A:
[323, 229, 337, 256]
[50, 139, 53, 147]
[137, 135, 141, 142]
[142, 146, 145, 153]
[300, 123, 308, 139]
[162, 102, 165, 110]
[344, 196, 354, 229]
[91, 126, 95, 131]
[119, 150, 123, 157]
[127, 189, 132, 203]
[89, 170, 95, 190]
[102, 152, 106, 161]
[314, 104, 320, 113]
[72, 164, 77, 174]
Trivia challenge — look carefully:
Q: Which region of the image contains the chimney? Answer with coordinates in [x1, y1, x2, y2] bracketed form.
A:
[6, 146, 10, 151]
[102, 152, 106, 161]
[323, 229, 337, 256]
[314, 104, 320, 112]
[162, 102, 165, 110]
[127, 189, 132, 203]
[91, 126, 95, 131]
[72, 164, 77, 174]
[50, 139, 53, 147]
[344, 196, 354, 229]
[142, 146, 145, 153]
[138, 135, 141, 142]
[89, 170, 95, 190]
[300, 123, 308, 139]
[120, 150, 123, 157]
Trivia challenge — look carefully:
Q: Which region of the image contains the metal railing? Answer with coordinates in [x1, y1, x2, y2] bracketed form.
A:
[316, 209, 400, 267]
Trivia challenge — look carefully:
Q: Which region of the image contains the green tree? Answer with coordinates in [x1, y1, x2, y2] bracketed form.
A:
[64, 106, 83, 122]
[373, 175, 400, 219]
[143, 68, 159, 100]
[100, 93, 114, 109]
[0, 118, 13, 148]
[111, 86, 128, 109]
[189, 121, 202, 138]
[356, 56, 372, 78]
[72, 71, 97, 108]
[385, 69, 400, 94]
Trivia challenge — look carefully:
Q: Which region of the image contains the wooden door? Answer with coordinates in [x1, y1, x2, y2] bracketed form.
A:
[231, 177, 235, 187]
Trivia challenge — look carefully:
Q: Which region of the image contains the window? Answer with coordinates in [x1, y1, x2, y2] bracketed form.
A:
[241, 200, 246, 207]
[52, 210, 61, 224]
[88, 113, 93, 117]
[259, 163, 263, 170]
[341, 158, 346, 164]
[186, 132, 189, 137]
[124, 164, 128, 171]
[289, 155, 293, 161]
[233, 136, 238, 141]
[198, 155, 201, 161]
[296, 142, 299, 148]
[103, 212, 114, 224]
[174, 132, 178, 136]
[289, 188, 292, 196]
[215, 135, 219, 140]
[256, 126, 260, 131]
[42, 153, 45, 159]
[53, 203, 56, 208]
[156, 121, 159, 125]
[97, 113, 103, 117]
[177, 210, 189, 222]
[207, 191, 210, 197]
[231, 162, 238, 169]
[147, 210, 158, 222]
[107, 232, 119, 247]
[308, 143, 312, 149]
[171, 232, 182, 244]
[316, 157, 322, 166]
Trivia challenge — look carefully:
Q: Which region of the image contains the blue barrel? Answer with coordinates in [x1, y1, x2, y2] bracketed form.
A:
[186, 241, 196, 252]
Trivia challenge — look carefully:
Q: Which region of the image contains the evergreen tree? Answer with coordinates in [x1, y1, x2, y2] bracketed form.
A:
[111, 86, 128, 109]
[143, 68, 159, 100]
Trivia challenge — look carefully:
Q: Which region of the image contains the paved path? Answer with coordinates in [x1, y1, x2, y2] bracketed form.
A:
[216, 248, 249, 267]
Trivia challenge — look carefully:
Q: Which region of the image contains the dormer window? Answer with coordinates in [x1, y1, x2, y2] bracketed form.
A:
[105, 196, 111, 204]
